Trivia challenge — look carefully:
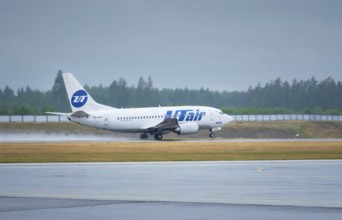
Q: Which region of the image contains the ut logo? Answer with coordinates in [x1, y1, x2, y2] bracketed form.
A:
[71, 90, 88, 108]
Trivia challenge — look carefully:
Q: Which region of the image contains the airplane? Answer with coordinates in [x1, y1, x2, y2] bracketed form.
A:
[47, 73, 233, 140]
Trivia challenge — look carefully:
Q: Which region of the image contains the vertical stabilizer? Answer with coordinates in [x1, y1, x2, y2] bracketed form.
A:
[63, 73, 113, 112]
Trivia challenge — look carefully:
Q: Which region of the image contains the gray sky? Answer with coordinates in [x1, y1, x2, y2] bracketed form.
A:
[1, 0, 342, 92]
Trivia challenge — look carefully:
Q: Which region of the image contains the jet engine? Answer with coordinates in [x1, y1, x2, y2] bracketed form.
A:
[175, 122, 199, 135]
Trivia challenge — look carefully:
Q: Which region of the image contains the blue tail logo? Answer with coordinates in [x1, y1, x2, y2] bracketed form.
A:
[71, 90, 88, 108]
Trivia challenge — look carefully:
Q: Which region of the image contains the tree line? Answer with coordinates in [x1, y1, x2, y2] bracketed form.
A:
[1, 70, 342, 115]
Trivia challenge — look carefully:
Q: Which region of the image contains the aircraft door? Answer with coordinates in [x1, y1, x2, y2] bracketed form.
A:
[104, 115, 110, 126]
[210, 111, 214, 121]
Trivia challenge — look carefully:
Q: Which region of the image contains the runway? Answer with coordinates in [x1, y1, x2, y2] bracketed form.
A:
[1, 132, 342, 143]
[1, 161, 342, 219]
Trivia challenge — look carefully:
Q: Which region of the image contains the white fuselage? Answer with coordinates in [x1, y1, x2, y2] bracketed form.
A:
[69, 106, 232, 133]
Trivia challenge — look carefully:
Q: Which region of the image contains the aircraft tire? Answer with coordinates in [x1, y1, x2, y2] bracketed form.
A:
[154, 133, 163, 140]
[209, 133, 215, 138]
[140, 133, 148, 140]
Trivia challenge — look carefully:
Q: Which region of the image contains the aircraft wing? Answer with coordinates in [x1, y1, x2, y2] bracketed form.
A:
[146, 118, 179, 134]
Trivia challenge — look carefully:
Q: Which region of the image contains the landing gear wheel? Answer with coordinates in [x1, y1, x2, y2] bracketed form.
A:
[209, 133, 215, 138]
[140, 133, 148, 140]
[154, 133, 163, 140]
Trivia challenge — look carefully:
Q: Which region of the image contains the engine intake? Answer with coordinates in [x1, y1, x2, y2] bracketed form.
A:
[175, 122, 199, 135]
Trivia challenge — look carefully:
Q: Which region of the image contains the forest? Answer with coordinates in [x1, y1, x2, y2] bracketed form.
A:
[0, 70, 342, 115]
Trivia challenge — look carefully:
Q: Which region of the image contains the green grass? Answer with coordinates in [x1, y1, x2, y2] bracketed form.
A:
[1, 141, 342, 163]
[2, 121, 342, 139]
[1, 121, 342, 162]
[221, 121, 342, 138]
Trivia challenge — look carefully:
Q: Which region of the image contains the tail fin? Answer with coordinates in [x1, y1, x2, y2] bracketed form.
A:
[63, 73, 114, 112]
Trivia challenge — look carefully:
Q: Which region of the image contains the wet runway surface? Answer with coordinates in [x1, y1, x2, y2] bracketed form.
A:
[1, 161, 342, 219]
[1, 132, 342, 143]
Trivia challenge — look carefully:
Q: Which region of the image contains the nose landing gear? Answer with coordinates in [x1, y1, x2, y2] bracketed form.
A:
[209, 132, 215, 138]
[209, 128, 221, 139]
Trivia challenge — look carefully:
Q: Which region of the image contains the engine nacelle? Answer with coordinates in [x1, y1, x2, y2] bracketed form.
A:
[175, 122, 199, 135]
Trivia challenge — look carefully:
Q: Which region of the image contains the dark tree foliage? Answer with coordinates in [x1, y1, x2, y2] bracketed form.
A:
[247, 77, 342, 111]
[0, 71, 342, 115]
[2, 86, 16, 109]
[50, 70, 70, 112]
[108, 78, 130, 107]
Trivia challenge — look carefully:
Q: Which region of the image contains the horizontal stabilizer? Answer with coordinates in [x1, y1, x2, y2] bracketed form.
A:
[45, 112, 69, 116]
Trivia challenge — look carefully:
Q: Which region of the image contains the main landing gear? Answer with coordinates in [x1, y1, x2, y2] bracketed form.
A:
[139, 133, 163, 140]
[154, 133, 163, 140]
[140, 133, 148, 140]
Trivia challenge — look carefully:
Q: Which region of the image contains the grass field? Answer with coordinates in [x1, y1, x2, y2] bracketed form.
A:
[1, 141, 342, 163]
[2, 121, 342, 139]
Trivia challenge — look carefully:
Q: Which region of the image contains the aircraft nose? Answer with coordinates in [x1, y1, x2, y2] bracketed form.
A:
[224, 114, 234, 124]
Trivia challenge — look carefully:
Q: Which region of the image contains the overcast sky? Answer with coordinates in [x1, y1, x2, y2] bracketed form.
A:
[1, 0, 341, 92]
